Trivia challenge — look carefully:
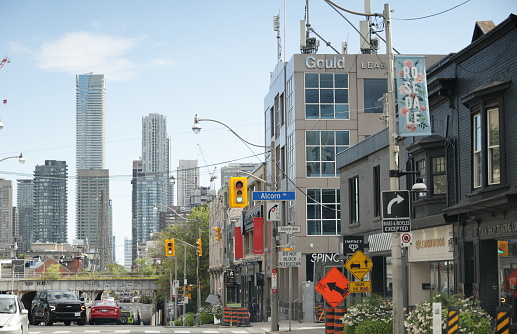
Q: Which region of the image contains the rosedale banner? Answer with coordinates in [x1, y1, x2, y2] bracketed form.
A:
[395, 55, 431, 137]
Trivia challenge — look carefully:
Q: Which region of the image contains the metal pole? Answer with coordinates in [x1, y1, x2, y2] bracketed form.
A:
[270, 140, 279, 331]
[169, 267, 173, 322]
[183, 244, 187, 326]
[385, 4, 404, 334]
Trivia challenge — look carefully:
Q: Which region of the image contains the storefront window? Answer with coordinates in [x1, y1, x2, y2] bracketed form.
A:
[430, 261, 454, 296]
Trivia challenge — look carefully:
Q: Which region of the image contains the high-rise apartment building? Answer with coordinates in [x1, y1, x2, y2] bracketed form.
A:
[33, 160, 68, 244]
[124, 237, 132, 271]
[76, 74, 106, 170]
[176, 160, 199, 209]
[16, 179, 33, 253]
[220, 163, 261, 187]
[75, 73, 112, 268]
[0, 179, 13, 255]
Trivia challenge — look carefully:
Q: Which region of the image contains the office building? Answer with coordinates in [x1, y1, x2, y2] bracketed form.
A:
[220, 163, 261, 187]
[33, 160, 68, 244]
[0, 179, 13, 256]
[124, 237, 132, 271]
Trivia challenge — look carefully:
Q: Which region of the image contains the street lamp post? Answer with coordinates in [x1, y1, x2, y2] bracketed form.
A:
[192, 115, 278, 331]
[0, 153, 25, 164]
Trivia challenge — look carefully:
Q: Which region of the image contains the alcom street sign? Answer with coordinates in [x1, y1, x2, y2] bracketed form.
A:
[252, 191, 295, 201]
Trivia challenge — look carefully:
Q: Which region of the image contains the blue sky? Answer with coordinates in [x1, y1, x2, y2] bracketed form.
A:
[1, 0, 514, 264]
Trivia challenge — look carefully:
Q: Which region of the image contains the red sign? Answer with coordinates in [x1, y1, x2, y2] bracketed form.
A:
[234, 227, 243, 259]
[315, 267, 349, 307]
[503, 268, 517, 298]
[254, 218, 263, 254]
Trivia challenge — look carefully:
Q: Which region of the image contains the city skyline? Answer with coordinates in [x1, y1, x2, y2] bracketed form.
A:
[1, 0, 514, 263]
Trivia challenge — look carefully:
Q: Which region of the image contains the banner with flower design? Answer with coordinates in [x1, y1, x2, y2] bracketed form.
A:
[395, 55, 431, 137]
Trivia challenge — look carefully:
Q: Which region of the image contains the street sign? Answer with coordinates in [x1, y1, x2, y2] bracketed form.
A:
[382, 219, 411, 233]
[278, 225, 301, 234]
[252, 191, 296, 201]
[342, 236, 364, 254]
[401, 232, 413, 247]
[382, 190, 410, 219]
[278, 251, 302, 267]
[349, 281, 372, 293]
[315, 267, 349, 308]
[266, 202, 281, 221]
[344, 250, 373, 281]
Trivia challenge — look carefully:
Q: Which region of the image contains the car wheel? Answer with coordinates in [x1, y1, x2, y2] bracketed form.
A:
[43, 311, 53, 326]
[120, 316, 127, 324]
[89, 319, 94, 325]
[64, 321, 71, 326]
[77, 321, 86, 326]
[30, 312, 40, 326]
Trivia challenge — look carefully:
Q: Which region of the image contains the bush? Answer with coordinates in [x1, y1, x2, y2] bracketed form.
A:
[174, 320, 182, 326]
[185, 313, 195, 326]
[199, 311, 213, 325]
[354, 320, 393, 334]
[342, 294, 393, 334]
[405, 294, 492, 334]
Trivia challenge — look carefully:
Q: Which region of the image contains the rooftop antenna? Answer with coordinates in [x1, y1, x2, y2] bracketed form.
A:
[273, 14, 282, 62]
[300, 0, 319, 54]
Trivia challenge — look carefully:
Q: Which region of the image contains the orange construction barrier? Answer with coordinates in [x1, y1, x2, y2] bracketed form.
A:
[222, 307, 232, 326]
[333, 308, 346, 334]
[316, 304, 324, 322]
[325, 308, 335, 334]
[238, 308, 251, 327]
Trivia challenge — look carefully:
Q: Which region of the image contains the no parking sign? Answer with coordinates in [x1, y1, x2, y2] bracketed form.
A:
[401, 232, 413, 247]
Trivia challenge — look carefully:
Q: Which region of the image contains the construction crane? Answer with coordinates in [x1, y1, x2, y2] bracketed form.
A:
[1, 56, 10, 105]
[197, 144, 218, 189]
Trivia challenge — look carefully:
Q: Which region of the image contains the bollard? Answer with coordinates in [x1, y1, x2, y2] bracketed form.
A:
[325, 308, 335, 334]
[333, 308, 346, 334]
[316, 304, 324, 323]
[496, 307, 511, 334]
[446, 306, 459, 334]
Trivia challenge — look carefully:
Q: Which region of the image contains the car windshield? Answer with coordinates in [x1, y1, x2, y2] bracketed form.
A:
[48, 292, 77, 300]
[0, 298, 16, 314]
[94, 301, 117, 307]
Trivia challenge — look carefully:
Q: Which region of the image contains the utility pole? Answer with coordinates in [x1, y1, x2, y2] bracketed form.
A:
[270, 140, 278, 332]
[384, 4, 404, 334]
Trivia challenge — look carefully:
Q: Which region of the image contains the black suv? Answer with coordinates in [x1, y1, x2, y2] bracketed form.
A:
[31, 290, 86, 326]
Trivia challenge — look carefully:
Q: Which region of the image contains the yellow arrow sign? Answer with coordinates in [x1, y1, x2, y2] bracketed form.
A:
[344, 250, 373, 280]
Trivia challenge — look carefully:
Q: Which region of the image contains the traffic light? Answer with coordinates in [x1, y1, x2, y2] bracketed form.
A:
[229, 177, 248, 208]
[196, 238, 203, 257]
[165, 239, 175, 256]
[213, 227, 221, 241]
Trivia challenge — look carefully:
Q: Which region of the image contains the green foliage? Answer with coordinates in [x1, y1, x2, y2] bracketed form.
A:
[41, 264, 62, 280]
[354, 320, 393, 334]
[405, 294, 493, 334]
[105, 263, 126, 273]
[199, 311, 213, 324]
[174, 320, 182, 326]
[185, 313, 195, 326]
[342, 294, 393, 333]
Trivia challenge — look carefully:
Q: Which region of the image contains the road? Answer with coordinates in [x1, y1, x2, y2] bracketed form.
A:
[27, 321, 325, 334]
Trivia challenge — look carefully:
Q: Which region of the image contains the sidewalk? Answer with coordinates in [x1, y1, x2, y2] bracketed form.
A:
[234, 321, 325, 333]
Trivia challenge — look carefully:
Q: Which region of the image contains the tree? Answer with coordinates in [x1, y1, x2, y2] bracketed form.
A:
[105, 263, 126, 274]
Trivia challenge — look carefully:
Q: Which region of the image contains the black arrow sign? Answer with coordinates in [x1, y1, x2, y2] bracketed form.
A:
[327, 282, 348, 297]
[268, 204, 278, 220]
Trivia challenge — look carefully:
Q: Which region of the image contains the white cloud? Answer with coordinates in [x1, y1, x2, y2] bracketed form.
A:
[29, 31, 165, 81]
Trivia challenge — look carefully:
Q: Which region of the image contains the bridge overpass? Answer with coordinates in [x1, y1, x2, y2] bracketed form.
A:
[0, 277, 159, 311]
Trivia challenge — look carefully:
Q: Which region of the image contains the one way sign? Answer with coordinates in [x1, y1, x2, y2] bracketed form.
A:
[382, 190, 410, 219]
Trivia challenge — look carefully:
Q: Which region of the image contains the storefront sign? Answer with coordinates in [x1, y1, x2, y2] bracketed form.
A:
[253, 218, 263, 254]
[408, 225, 453, 262]
[480, 221, 517, 236]
[360, 62, 385, 69]
[310, 253, 341, 263]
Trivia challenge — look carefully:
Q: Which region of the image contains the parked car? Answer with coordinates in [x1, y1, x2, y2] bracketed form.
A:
[89, 300, 121, 325]
[120, 310, 140, 325]
[0, 294, 29, 334]
[119, 297, 131, 303]
[30, 290, 86, 326]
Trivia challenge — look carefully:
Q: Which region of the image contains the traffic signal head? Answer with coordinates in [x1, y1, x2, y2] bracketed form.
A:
[213, 227, 221, 241]
[229, 177, 248, 208]
[196, 238, 203, 257]
[165, 239, 175, 256]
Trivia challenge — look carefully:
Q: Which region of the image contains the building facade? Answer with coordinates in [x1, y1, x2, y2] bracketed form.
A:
[16, 179, 33, 254]
[33, 160, 68, 244]
[176, 160, 199, 209]
[0, 179, 13, 250]
[220, 163, 261, 187]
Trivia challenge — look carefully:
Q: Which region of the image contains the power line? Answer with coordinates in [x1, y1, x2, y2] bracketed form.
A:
[393, 0, 471, 21]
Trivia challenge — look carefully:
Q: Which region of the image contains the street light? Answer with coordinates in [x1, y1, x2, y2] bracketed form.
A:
[192, 115, 279, 331]
[0, 153, 24, 164]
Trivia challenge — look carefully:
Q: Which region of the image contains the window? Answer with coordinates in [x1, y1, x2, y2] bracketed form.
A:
[306, 188, 341, 235]
[364, 79, 387, 113]
[349, 176, 359, 224]
[305, 73, 349, 119]
[432, 157, 446, 194]
[472, 105, 501, 188]
[287, 76, 294, 125]
[306, 130, 350, 177]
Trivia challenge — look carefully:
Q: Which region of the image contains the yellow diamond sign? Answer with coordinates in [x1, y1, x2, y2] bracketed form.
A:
[344, 250, 373, 280]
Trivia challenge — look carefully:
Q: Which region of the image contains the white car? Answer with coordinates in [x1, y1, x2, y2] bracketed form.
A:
[0, 295, 29, 334]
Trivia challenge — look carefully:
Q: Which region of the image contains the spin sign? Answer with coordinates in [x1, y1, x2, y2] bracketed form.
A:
[315, 267, 349, 307]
